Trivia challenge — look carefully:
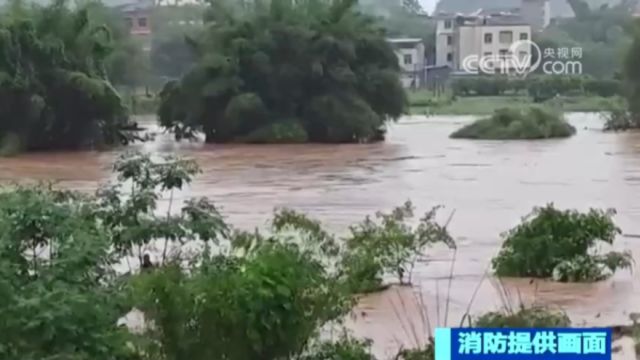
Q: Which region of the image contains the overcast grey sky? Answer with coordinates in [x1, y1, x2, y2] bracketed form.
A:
[420, 0, 437, 13]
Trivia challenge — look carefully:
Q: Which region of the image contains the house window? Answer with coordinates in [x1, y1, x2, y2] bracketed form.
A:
[484, 33, 493, 44]
[444, 20, 452, 29]
[499, 31, 513, 44]
[499, 49, 508, 58]
[137, 17, 148, 28]
[520, 33, 528, 40]
[446, 52, 453, 62]
[403, 54, 413, 65]
[447, 35, 452, 45]
[483, 52, 492, 57]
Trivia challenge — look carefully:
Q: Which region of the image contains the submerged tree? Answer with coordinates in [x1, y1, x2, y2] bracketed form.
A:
[158, 0, 407, 144]
[0, 0, 136, 153]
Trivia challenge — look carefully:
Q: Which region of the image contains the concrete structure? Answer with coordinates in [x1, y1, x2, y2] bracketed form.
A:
[435, 14, 532, 74]
[520, 0, 551, 31]
[388, 38, 426, 89]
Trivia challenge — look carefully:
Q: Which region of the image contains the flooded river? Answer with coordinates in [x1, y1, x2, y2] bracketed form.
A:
[1, 113, 640, 356]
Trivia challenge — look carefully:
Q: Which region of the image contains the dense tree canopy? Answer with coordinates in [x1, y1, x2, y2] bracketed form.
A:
[158, 0, 407, 144]
[0, 0, 137, 153]
[148, 5, 202, 81]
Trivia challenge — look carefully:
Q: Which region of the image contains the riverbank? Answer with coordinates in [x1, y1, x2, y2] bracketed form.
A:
[408, 92, 615, 115]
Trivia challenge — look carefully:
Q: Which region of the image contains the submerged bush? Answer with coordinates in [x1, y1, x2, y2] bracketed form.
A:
[301, 336, 374, 360]
[475, 306, 571, 328]
[395, 345, 435, 360]
[492, 204, 632, 282]
[342, 202, 456, 293]
[130, 243, 352, 360]
[450, 107, 576, 140]
[602, 98, 640, 131]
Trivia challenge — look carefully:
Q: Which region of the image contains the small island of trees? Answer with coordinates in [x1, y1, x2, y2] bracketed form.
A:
[450, 107, 576, 140]
[158, 0, 407, 144]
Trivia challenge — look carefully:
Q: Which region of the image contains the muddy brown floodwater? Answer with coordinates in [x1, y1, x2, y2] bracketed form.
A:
[2, 113, 640, 357]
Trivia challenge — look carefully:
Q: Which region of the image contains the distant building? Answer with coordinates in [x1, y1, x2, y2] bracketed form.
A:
[436, 0, 549, 32]
[112, 0, 154, 51]
[435, 14, 532, 74]
[387, 38, 426, 89]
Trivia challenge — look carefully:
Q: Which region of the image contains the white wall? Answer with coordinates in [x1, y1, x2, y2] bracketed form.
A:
[393, 42, 425, 87]
[435, 19, 455, 67]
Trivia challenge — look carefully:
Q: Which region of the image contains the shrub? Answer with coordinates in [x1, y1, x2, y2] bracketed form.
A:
[451, 77, 511, 96]
[221, 92, 269, 140]
[602, 98, 640, 131]
[0, 186, 135, 359]
[492, 204, 632, 282]
[301, 336, 374, 360]
[395, 345, 435, 360]
[129, 242, 353, 360]
[342, 201, 455, 292]
[474, 306, 571, 328]
[528, 75, 585, 102]
[584, 79, 621, 97]
[240, 120, 309, 143]
[450, 107, 576, 140]
[341, 251, 387, 294]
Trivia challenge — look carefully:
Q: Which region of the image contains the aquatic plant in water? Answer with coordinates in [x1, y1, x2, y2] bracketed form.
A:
[492, 204, 633, 282]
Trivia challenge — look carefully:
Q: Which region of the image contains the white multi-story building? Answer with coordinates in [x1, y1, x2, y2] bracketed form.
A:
[435, 15, 532, 74]
[388, 38, 426, 88]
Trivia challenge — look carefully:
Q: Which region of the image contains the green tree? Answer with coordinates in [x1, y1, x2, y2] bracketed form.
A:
[129, 227, 353, 360]
[0, 0, 139, 153]
[158, 0, 407, 144]
[343, 201, 456, 292]
[149, 4, 203, 80]
[0, 186, 134, 360]
[624, 19, 640, 118]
